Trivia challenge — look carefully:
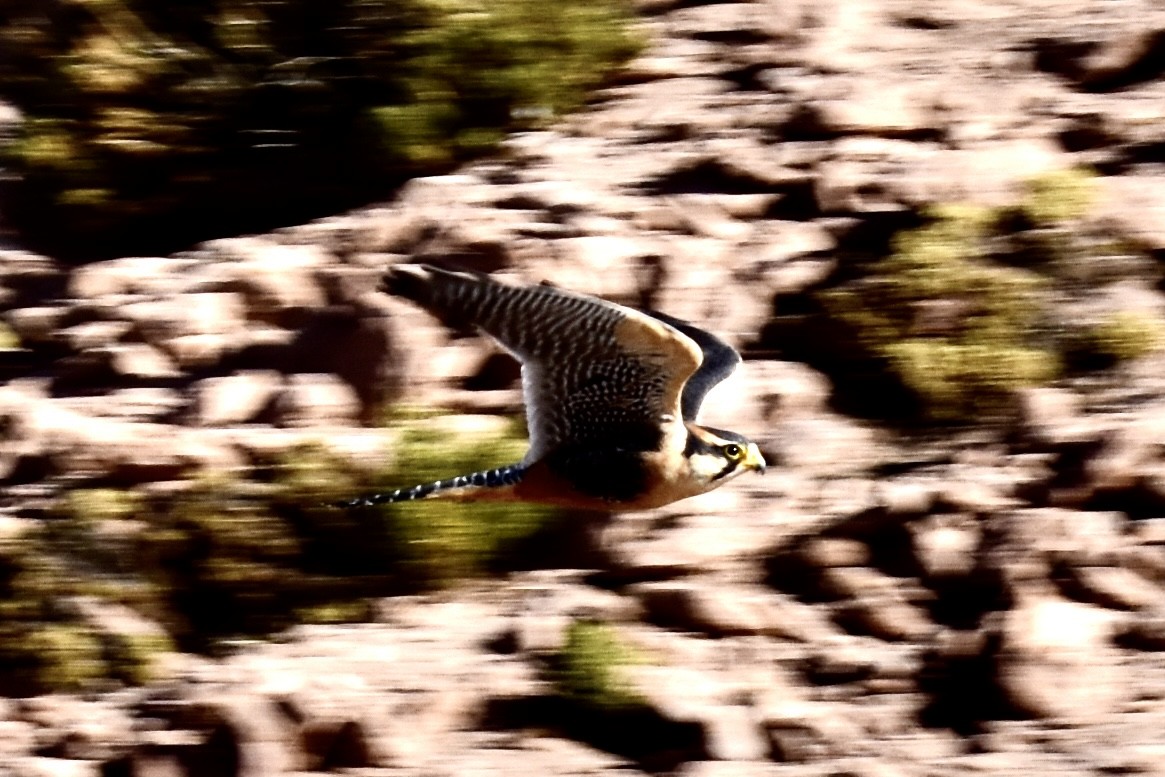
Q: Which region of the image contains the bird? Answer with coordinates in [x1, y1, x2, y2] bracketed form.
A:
[338, 263, 765, 512]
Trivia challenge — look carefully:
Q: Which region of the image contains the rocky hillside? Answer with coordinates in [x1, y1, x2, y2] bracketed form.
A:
[1, 0, 1165, 774]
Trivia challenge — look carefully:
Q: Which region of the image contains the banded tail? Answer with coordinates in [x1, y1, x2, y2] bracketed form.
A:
[333, 464, 527, 508]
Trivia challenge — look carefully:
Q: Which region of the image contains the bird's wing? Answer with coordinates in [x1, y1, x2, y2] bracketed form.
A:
[383, 264, 703, 461]
[642, 310, 741, 421]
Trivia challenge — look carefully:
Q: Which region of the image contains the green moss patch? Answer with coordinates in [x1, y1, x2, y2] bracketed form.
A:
[0, 0, 641, 258]
[552, 620, 646, 712]
[0, 411, 567, 689]
[812, 168, 1159, 423]
[822, 204, 1058, 421]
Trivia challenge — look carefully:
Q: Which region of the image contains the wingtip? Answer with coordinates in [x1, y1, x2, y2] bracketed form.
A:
[380, 263, 434, 299]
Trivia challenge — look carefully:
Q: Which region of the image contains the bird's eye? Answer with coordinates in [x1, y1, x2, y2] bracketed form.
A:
[724, 444, 743, 459]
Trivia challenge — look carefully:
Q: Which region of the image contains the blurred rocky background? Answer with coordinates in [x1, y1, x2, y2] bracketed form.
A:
[1, 0, 1165, 774]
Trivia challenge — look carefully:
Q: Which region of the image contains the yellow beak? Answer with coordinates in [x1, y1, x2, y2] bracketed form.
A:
[743, 443, 767, 474]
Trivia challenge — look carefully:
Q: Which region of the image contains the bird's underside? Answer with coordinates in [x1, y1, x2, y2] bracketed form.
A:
[337, 264, 765, 512]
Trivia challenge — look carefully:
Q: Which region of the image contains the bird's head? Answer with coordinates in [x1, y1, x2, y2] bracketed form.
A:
[683, 424, 766, 486]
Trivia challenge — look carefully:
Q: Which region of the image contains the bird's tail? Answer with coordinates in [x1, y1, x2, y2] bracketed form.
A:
[332, 463, 527, 508]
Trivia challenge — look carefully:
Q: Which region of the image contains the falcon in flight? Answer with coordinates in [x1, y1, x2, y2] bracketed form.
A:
[340, 264, 765, 511]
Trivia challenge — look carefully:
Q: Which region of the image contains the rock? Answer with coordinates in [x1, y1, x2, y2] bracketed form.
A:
[6, 306, 73, 344]
[1078, 26, 1165, 90]
[105, 343, 180, 379]
[647, 249, 769, 343]
[68, 257, 191, 300]
[360, 208, 435, 254]
[552, 234, 665, 304]
[604, 500, 788, 576]
[877, 478, 939, 518]
[1099, 175, 1165, 252]
[508, 575, 638, 653]
[28, 403, 242, 481]
[0, 250, 62, 300]
[219, 240, 330, 317]
[11, 757, 102, 777]
[625, 661, 768, 761]
[161, 333, 232, 370]
[276, 694, 379, 771]
[633, 580, 803, 639]
[796, 81, 937, 137]
[667, 195, 755, 241]
[109, 751, 186, 777]
[15, 694, 137, 763]
[841, 593, 935, 642]
[1067, 566, 1165, 611]
[93, 388, 184, 422]
[818, 138, 1068, 213]
[173, 692, 299, 777]
[234, 425, 396, 473]
[763, 256, 837, 297]
[665, 2, 800, 44]
[761, 696, 865, 763]
[1122, 607, 1165, 650]
[997, 590, 1127, 721]
[818, 566, 934, 641]
[1000, 508, 1125, 564]
[909, 515, 981, 579]
[1085, 421, 1163, 497]
[765, 416, 881, 475]
[398, 174, 494, 209]
[513, 612, 573, 654]
[936, 477, 1020, 515]
[274, 374, 361, 427]
[194, 372, 283, 427]
[727, 361, 833, 428]
[802, 538, 870, 569]
[750, 220, 836, 266]
[813, 140, 932, 214]
[690, 137, 814, 190]
[61, 321, 132, 352]
[122, 292, 248, 346]
[0, 719, 36, 762]
[703, 704, 769, 761]
[290, 311, 399, 417]
[407, 214, 522, 274]
[1017, 387, 1086, 445]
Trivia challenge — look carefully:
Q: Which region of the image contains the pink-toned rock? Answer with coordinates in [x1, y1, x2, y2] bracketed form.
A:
[998, 590, 1127, 721]
[122, 292, 248, 347]
[68, 257, 190, 299]
[910, 515, 981, 578]
[105, 343, 180, 379]
[1099, 174, 1165, 251]
[161, 333, 232, 369]
[632, 580, 800, 639]
[6, 306, 71, 344]
[1069, 566, 1165, 611]
[802, 538, 870, 569]
[1017, 387, 1085, 443]
[243, 426, 396, 473]
[275, 374, 361, 427]
[219, 240, 330, 316]
[667, 195, 754, 241]
[800, 81, 938, 137]
[61, 321, 131, 351]
[697, 361, 832, 435]
[194, 371, 283, 426]
[552, 234, 665, 303]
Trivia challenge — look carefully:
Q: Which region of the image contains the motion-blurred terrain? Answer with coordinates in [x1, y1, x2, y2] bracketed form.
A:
[1, 0, 1165, 774]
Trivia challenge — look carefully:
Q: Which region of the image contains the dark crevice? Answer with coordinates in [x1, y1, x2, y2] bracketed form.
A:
[918, 632, 1027, 735]
[482, 695, 706, 773]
